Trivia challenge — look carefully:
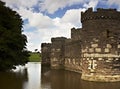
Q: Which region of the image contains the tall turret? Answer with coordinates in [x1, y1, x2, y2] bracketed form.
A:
[50, 37, 67, 69]
[41, 43, 51, 66]
[81, 8, 120, 82]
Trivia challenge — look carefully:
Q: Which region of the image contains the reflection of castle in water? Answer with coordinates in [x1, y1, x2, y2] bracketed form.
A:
[0, 67, 28, 89]
[41, 67, 120, 89]
[41, 8, 120, 82]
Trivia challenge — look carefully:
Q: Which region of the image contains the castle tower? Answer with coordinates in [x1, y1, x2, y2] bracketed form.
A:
[81, 8, 120, 82]
[41, 43, 51, 66]
[50, 37, 67, 69]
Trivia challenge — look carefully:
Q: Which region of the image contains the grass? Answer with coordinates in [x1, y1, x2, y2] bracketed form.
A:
[29, 52, 41, 62]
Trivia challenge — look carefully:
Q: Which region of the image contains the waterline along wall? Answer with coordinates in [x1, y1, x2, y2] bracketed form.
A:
[41, 8, 120, 82]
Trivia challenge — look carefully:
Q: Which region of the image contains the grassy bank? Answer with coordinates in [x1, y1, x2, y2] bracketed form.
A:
[29, 52, 41, 62]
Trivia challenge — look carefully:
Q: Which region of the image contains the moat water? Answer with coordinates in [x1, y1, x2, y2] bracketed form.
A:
[0, 62, 120, 89]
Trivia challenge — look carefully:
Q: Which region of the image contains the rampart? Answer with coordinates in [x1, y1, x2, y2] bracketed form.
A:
[81, 8, 119, 23]
[41, 8, 120, 82]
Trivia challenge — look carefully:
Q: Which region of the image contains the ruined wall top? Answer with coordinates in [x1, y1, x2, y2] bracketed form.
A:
[81, 8, 120, 23]
[41, 43, 51, 48]
[71, 27, 83, 40]
[51, 37, 67, 43]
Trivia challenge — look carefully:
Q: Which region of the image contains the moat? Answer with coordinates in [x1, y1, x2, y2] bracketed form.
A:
[0, 62, 120, 89]
[41, 66, 120, 89]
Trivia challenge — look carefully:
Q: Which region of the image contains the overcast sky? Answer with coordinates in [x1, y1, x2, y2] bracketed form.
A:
[1, 0, 120, 52]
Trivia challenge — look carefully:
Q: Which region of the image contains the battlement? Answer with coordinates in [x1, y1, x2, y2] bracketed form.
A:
[71, 27, 82, 40]
[81, 8, 120, 23]
[51, 37, 67, 43]
[41, 43, 51, 48]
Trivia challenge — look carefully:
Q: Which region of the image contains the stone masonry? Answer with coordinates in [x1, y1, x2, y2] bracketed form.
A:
[41, 8, 120, 82]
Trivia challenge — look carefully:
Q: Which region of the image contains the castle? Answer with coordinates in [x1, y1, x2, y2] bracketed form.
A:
[41, 8, 120, 82]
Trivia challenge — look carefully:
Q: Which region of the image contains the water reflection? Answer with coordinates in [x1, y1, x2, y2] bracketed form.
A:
[0, 66, 28, 89]
[81, 80, 120, 89]
[24, 62, 41, 89]
[0, 63, 120, 89]
[41, 66, 51, 89]
[41, 66, 120, 89]
[0, 62, 41, 89]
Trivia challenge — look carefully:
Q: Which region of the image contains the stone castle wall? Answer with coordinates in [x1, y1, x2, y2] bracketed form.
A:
[64, 40, 82, 73]
[80, 8, 120, 82]
[41, 8, 120, 82]
[50, 37, 67, 69]
[41, 43, 51, 66]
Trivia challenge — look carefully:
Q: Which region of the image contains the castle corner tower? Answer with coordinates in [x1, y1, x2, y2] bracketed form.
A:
[81, 8, 120, 82]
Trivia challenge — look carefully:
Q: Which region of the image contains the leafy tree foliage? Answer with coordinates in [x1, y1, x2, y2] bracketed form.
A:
[0, 1, 29, 71]
[34, 49, 38, 52]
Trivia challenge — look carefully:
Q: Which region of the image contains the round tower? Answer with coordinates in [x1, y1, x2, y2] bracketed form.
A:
[81, 8, 120, 82]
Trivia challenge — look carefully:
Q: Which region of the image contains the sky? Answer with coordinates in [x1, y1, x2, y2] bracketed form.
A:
[1, 0, 120, 52]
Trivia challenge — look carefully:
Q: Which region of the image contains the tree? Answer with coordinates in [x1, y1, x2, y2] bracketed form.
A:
[0, 1, 29, 71]
[34, 49, 38, 52]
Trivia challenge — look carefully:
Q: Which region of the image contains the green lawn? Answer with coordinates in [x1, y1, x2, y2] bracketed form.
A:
[29, 52, 41, 62]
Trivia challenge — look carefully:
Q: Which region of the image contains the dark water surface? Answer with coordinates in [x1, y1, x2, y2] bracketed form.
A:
[0, 62, 41, 89]
[41, 67, 120, 89]
[0, 62, 120, 89]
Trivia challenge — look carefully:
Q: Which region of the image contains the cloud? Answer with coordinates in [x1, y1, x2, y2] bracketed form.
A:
[3, 0, 120, 51]
[83, 0, 99, 9]
[18, 7, 54, 28]
[1, 0, 39, 9]
[29, 13, 54, 28]
[107, 0, 120, 6]
[61, 8, 86, 27]
[2, 0, 84, 14]
[21, 8, 85, 51]
[23, 21, 72, 51]
[40, 0, 84, 14]
[1, 0, 91, 51]
[23, 30, 42, 51]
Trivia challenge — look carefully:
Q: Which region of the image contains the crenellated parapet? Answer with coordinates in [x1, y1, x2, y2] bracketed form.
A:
[81, 8, 120, 23]
[41, 43, 51, 48]
[51, 37, 67, 43]
[71, 27, 83, 41]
